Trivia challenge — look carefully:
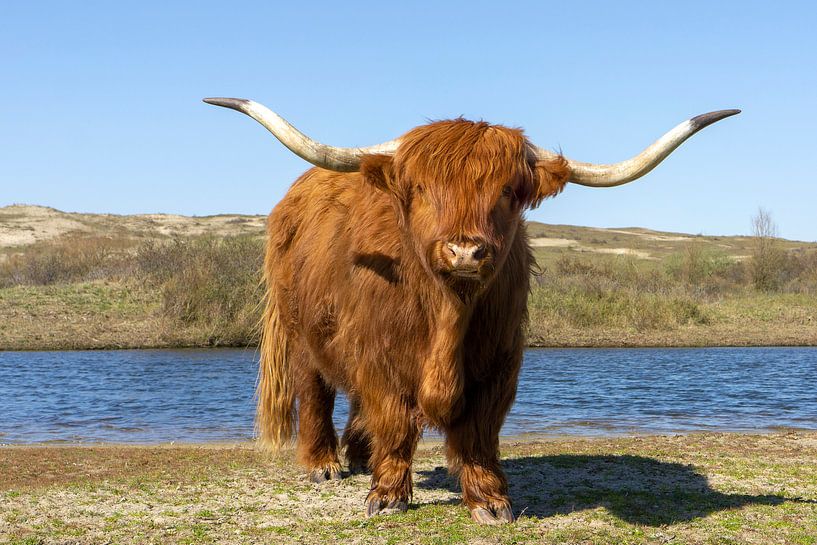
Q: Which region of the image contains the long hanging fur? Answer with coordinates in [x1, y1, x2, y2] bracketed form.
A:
[256, 284, 295, 451]
[254, 119, 572, 518]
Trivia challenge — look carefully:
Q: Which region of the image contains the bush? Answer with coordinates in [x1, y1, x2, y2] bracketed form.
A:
[136, 235, 265, 344]
[0, 233, 267, 345]
[0, 235, 134, 287]
[778, 249, 817, 294]
[750, 208, 785, 291]
[664, 244, 737, 294]
[528, 283, 707, 332]
[529, 254, 709, 333]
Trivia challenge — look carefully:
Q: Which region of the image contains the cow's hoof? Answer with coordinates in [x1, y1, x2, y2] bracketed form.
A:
[347, 460, 370, 475]
[365, 497, 409, 517]
[308, 465, 342, 483]
[470, 504, 514, 525]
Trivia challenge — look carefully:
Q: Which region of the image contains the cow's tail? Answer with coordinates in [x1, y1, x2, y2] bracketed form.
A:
[256, 284, 295, 451]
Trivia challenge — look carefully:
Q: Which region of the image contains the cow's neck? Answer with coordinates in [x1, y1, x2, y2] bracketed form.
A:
[394, 231, 487, 426]
[412, 265, 480, 428]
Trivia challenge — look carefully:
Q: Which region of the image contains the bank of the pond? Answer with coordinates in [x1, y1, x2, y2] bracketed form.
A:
[4, 330, 817, 351]
[526, 324, 817, 348]
[2, 432, 817, 544]
[3, 208, 817, 351]
[1, 281, 816, 351]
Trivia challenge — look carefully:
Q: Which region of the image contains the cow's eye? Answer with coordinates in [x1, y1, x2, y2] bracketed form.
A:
[502, 185, 513, 198]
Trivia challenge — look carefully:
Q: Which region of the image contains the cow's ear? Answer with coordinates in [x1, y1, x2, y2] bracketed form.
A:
[360, 154, 397, 194]
[530, 156, 571, 208]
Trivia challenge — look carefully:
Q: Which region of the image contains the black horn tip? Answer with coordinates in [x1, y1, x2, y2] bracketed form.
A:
[690, 109, 741, 131]
[202, 97, 251, 110]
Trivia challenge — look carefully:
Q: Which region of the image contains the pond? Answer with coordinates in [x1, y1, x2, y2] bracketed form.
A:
[1, 347, 815, 443]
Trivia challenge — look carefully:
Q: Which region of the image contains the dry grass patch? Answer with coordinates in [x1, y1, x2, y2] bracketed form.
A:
[2, 208, 817, 351]
[2, 433, 816, 544]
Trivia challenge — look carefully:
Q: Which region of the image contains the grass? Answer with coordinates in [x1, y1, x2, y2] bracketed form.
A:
[137, 236, 264, 345]
[1, 433, 816, 543]
[0, 235, 265, 350]
[525, 251, 817, 347]
[1, 207, 816, 350]
[0, 282, 165, 350]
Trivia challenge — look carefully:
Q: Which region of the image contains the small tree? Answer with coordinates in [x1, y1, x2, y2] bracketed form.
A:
[750, 208, 784, 291]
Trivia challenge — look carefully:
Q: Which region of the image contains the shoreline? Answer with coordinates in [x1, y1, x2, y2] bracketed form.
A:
[3, 278, 816, 352]
[4, 427, 814, 449]
[3, 340, 817, 352]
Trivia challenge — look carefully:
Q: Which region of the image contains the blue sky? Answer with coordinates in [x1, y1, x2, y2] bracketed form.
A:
[1, 1, 815, 240]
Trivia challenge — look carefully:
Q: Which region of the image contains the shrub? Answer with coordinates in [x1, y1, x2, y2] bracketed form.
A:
[750, 208, 785, 291]
[529, 254, 709, 334]
[0, 235, 134, 287]
[136, 235, 265, 344]
[779, 249, 817, 294]
[664, 243, 737, 294]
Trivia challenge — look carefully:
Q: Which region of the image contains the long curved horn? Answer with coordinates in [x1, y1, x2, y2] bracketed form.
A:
[203, 98, 400, 172]
[534, 109, 740, 187]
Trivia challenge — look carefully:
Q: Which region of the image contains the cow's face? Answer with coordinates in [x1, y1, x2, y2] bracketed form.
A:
[362, 120, 569, 297]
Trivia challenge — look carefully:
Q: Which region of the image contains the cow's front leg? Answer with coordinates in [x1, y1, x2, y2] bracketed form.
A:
[445, 371, 518, 524]
[454, 453, 513, 525]
[362, 393, 420, 517]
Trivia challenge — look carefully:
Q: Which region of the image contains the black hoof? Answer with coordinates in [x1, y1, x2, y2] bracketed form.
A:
[365, 497, 409, 518]
[347, 461, 369, 475]
[308, 466, 342, 483]
[470, 504, 514, 525]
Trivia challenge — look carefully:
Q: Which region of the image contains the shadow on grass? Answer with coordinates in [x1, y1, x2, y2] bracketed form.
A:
[415, 454, 814, 525]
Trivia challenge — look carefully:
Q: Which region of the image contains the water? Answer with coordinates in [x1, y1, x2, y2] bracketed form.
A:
[1, 347, 815, 444]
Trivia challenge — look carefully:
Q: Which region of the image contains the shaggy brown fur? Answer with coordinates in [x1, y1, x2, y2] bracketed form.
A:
[257, 118, 570, 523]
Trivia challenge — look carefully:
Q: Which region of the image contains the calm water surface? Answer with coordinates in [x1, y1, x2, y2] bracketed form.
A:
[1, 347, 815, 443]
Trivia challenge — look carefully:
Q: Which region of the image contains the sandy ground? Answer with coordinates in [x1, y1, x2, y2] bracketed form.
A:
[2, 432, 817, 544]
[529, 236, 654, 259]
[0, 206, 89, 247]
[597, 228, 694, 242]
[0, 205, 266, 249]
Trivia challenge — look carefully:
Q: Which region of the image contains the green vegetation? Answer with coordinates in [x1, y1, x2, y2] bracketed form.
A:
[2, 433, 816, 544]
[0, 205, 815, 350]
[0, 234, 264, 350]
[527, 246, 817, 341]
[523, 213, 817, 346]
[137, 236, 265, 345]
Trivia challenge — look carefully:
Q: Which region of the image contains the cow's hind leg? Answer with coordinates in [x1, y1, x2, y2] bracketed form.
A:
[295, 361, 341, 482]
[362, 392, 420, 517]
[341, 396, 371, 474]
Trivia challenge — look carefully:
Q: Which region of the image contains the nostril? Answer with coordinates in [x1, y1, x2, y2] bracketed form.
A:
[446, 242, 487, 263]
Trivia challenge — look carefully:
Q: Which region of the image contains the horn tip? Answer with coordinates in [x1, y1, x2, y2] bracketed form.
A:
[690, 109, 741, 131]
[202, 97, 251, 110]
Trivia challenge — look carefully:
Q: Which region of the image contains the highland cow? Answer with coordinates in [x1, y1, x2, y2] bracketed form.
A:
[204, 97, 738, 524]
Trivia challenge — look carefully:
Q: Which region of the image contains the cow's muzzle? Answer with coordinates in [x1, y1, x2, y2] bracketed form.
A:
[443, 240, 492, 279]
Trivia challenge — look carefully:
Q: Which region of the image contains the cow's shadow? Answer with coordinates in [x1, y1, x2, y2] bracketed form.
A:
[415, 454, 812, 525]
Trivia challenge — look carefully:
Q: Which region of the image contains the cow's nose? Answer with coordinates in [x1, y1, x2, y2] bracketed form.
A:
[445, 241, 487, 269]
